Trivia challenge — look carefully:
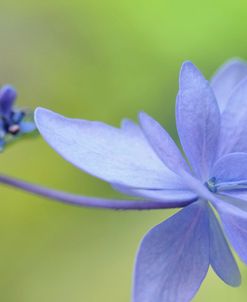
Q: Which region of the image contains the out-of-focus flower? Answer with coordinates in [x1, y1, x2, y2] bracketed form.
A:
[34, 59, 247, 302]
[0, 85, 36, 150]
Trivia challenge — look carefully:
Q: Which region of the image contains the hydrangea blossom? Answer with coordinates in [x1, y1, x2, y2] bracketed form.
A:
[26, 59, 247, 301]
[0, 85, 36, 150]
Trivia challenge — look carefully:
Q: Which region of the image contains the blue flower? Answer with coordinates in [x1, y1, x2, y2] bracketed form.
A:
[0, 85, 36, 150]
[34, 59, 247, 302]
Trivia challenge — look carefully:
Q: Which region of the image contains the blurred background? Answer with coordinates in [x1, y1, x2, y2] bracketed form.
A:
[0, 0, 246, 301]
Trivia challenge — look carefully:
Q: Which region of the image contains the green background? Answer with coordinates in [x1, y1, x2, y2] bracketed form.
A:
[0, 0, 246, 301]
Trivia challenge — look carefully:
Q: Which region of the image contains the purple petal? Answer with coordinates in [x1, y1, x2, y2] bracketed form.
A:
[139, 111, 190, 174]
[208, 205, 241, 286]
[133, 201, 209, 302]
[211, 59, 247, 112]
[211, 152, 247, 183]
[0, 85, 17, 116]
[217, 193, 247, 212]
[217, 77, 247, 156]
[176, 62, 220, 180]
[35, 108, 185, 190]
[215, 200, 247, 264]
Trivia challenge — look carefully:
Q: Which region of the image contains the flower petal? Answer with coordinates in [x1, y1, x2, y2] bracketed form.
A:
[211, 59, 247, 112]
[215, 200, 247, 264]
[176, 62, 220, 180]
[138, 111, 190, 174]
[218, 77, 247, 156]
[35, 108, 184, 189]
[216, 193, 247, 212]
[0, 85, 17, 116]
[211, 152, 247, 183]
[133, 201, 209, 302]
[208, 205, 241, 287]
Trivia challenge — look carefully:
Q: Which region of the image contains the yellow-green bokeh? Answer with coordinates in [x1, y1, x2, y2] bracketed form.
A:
[0, 0, 246, 301]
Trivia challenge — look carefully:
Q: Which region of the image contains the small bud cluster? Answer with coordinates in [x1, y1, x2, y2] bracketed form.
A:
[0, 85, 36, 150]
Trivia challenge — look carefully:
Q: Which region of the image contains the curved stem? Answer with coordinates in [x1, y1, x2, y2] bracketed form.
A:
[0, 174, 193, 210]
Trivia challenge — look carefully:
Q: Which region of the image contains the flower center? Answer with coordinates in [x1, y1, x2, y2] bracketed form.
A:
[205, 177, 217, 193]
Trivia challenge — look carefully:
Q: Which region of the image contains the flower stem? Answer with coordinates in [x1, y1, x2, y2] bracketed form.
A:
[0, 174, 192, 210]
